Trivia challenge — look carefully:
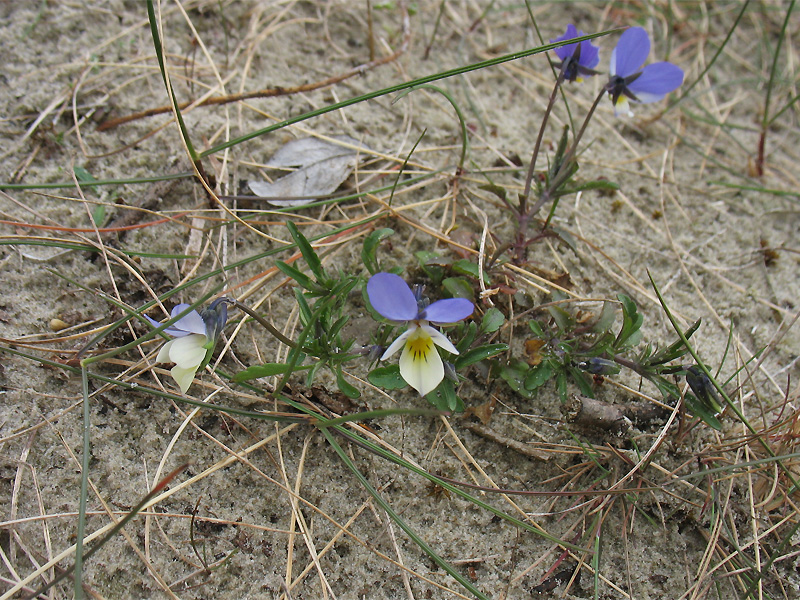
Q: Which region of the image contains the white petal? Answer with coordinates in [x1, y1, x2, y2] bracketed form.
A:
[381, 328, 414, 360]
[626, 91, 663, 104]
[609, 46, 617, 76]
[156, 339, 174, 364]
[171, 365, 198, 394]
[168, 334, 207, 368]
[421, 324, 459, 355]
[613, 97, 634, 118]
[398, 327, 444, 396]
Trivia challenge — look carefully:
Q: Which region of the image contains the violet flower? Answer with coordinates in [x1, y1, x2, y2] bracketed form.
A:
[607, 27, 684, 117]
[367, 273, 473, 397]
[147, 299, 228, 393]
[551, 24, 600, 83]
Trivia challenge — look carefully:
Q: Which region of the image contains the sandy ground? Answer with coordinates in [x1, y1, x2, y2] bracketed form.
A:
[1, 1, 799, 599]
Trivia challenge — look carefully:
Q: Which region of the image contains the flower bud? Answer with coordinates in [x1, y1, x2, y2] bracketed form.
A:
[577, 357, 620, 375]
[685, 365, 724, 415]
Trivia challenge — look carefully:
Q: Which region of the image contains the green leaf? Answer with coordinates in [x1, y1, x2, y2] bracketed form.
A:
[276, 261, 319, 293]
[454, 343, 507, 369]
[568, 365, 594, 398]
[478, 183, 507, 203]
[500, 360, 533, 399]
[415, 251, 446, 285]
[286, 221, 325, 283]
[480, 307, 505, 333]
[336, 367, 361, 399]
[524, 361, 553, 392]
[563, 179, 619, 194]
[591, 302, 616, 334]
[294, 288, 313, 326]
[232, 362, 309, 383]
[649, 374, 681, 401]
[91, 204, 106, 226]
[455, 321, 478, 353]
[73, 166, 96, 182]
[361, 228, 394, 275]
[452, 259, 489, 285]
[427, 379, 464, 412]
[419, 252, 452, 267]
[528, 320, 546, 338]
[442, 277, 474, 300]
[615, 294, 643, 349]
[368, 365, 407, 390]
[305, 361, 324, 386]
[684, 394, 722, 430]
[647, 319, 702, 365]
[547, 304, 573, 332]
[548, 225, 579, 254]
[555, 371, 568, 403]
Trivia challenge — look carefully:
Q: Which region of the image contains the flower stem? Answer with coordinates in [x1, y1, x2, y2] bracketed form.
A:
[530, 84, 607, 220]
[228, 299, 296, 348]
[520, 67, 566, 213]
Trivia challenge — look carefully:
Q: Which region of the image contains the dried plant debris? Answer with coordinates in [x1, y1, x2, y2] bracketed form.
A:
[248, 135, 370, 206]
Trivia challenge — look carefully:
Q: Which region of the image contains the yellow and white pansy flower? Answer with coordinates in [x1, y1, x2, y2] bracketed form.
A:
[367, 273, 473, 397]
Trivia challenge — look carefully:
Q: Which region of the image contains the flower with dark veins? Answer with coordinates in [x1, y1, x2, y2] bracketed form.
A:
[367, 273, 473, 397]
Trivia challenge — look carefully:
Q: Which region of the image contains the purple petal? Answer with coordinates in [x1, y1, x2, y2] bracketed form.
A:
[367, 273, 419, 321]
[578, 39, 600, 69]
[146, 312, 190, 338]
[169, 304, 207, 336]
[552, 24, 579, 61]
[627, 62, 684, 102]
[422, 298, 474, 324]
[611, 27, 649, 77]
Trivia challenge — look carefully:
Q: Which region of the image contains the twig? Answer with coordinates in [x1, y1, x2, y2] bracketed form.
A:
[97, 6, 411, 131]
[462, 421, 551, 460]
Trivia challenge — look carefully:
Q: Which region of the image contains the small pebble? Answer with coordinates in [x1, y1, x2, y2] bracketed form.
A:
[49, 318, 69, 332]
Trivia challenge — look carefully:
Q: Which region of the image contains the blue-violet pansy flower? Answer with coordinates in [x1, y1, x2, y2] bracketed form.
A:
[367, 273, 473, 397]
[147, 299, 228, 393]
[551, 24, 600, 83]
[607, 26, 684, 117]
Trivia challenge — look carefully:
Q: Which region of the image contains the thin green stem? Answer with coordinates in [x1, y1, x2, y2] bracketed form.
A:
[665, 0, 751, 114]
[520, 69, 565, 213]
[530, 85, 606, 220]
[73, 367, 91, 600]
[0, 344, 311, 423]
[395, 84, 469, 172]
[524, 0, 578, 134]
[146, 0, 198, 163]
[0, 171, 194, 190]
[229, 299, 296, 348]
[761, 0, 795, 128]
[318, 408, 445, 428]
[199, 31, 617, 158]
[648, 271, 800, 494]
[320, 428, 490, 600]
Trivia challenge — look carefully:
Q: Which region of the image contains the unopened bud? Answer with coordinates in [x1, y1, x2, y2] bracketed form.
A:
[577, 357, 620, 375]
[443, 361, 459, 383]
[685, 365, 724, 415]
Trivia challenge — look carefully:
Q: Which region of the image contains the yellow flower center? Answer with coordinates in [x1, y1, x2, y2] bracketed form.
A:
[405, 327, 435, 363]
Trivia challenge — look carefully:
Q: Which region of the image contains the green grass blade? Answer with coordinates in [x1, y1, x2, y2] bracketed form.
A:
[319, 427, 490, 600]
[199, 30, 617, 158]
[146, 0, 198, 162]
